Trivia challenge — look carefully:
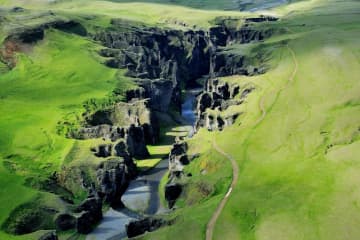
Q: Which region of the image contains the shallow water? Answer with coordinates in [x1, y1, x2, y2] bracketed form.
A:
[87, 159, 169, 240]
[88, 90, 199, 240]
[181, 89, 201, 137]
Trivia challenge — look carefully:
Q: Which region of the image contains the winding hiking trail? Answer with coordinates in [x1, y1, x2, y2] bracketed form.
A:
[206, 139, 239, 240]
[205, 45, 298, 240]
[255, 45, 298, 126]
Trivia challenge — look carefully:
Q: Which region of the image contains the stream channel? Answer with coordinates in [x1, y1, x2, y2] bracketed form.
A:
[86, 89, 199, 240]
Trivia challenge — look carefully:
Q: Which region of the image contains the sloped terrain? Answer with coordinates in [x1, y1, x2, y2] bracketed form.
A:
[0, 0, 359, 240]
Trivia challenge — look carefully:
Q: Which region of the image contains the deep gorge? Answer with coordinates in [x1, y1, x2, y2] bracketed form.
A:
[1, 13, 280, 239]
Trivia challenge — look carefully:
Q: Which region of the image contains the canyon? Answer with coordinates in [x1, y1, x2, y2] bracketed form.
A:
[0, 11, 277, 239]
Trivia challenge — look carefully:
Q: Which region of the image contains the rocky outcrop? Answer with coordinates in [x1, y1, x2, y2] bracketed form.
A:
[195, 79, 249, 131]
[138, 79, 177, 112]
[6, 19, 86, 44]
[163, 142, 197, 208]
[94, 21, 212, 112]
[1, 15, 86, 69]
[96, 157, 136, 207]
[213, 51, 267, 77]
[165, 183, 183, 209]
[38, 231, 58, 240]
[74, 197, 103, 234]
[209, 17, 276, 46]
[55, 213, 76, 231]
[126, 217, 172, 238]
[76, 99, 157, 159]
[95, 24, 210, 84]
[126, 87, 147, 102]
[168, 142, 188, 178]
[245, 15, 279, 23]
[77, 125, 126, 140]
[126, 124, 150, 159]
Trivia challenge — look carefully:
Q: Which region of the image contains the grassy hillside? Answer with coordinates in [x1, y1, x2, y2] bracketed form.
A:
[0, 27, 133, 239]
[110, 0, 298, 11]
[138, 0, 360, 239]
[0, 0, 302, 11]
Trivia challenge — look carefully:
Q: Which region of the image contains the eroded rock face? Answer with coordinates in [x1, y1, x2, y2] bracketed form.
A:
[95, 25, 210, 83]
[76, 211, 93, 234]
[94, 22, 212, 112]
[126, 217, 171, 238]
[139, 79, 176, 112]
[96, 157, 137, 207]
[209, 18, 276, 46]
[77, 124, 126, 140]
[55, 213, 76, 231]
[38, 231, 58, 240]
[6, 19, 86, 45]
[162, 142, 193, 208]
[195, 79, 247, 131]
[76, 99, 156, 161]
[126, 124, 150, 159]
[168, 142, 188, 177]
[86, 100, 152, 127]
[74, 197, 103, 234]
[126, 87, 147, 102]
[165, 184, 182, 209]
[245, 15, 279, 23]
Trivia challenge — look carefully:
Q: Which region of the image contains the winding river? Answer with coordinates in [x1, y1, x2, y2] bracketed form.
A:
[87, 89, 199, 240]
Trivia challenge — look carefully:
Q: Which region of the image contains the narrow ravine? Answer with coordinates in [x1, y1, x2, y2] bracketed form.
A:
[87, 89, 199, 240]
[181, 88, 202, 137]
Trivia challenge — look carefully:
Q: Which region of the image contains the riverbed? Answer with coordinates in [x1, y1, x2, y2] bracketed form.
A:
[87, 89, 199, 240]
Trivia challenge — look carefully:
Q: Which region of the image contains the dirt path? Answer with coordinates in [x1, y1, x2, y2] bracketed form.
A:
[205, 139, 239, 240]
[255, 45, 298, 126]
[205, 45, 298, 240]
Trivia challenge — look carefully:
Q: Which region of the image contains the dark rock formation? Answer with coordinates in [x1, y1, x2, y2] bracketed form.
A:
[38, 231, 58, 240]
[209, 18, 275, 46]
[77, 124, 125, 140]
[165, 183, 182, 208]
[162, 142, 192, 208]
[94, 21, 212, 112]
[198, 92, 213, 112]
[94, 143, 113, 158]
[96, 157, 136, 207]
[126, 87, 147, 102]
[55, 213, 76, 231]
[76, 211, 93, 234]
[81, 99, 158, 153]
[74, 197, 102, 234]
[195, 79, 246, 131]
[138, 79, 176, 112]
[7, 20, 86, 44]
[114, 141, 132, 161]
[126, 217, 171, 238]
[10, 27, 44, 44]
[11, 7, 25, 13]
[94, 25, 210, 84]
[126, 124, 150, 159]
[245, 15, 279, 23]
[168, 142, 188, 177]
